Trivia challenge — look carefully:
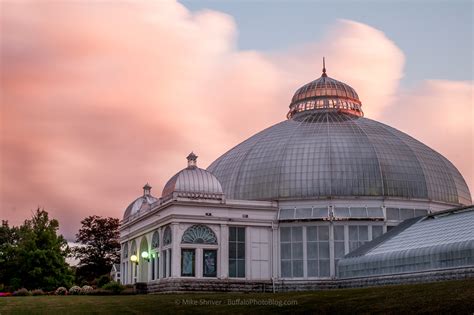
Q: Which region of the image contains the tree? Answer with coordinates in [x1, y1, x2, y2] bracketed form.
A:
[0, 220, 18, 290]
[74, 216, 120, 284]
[0, 209, 73, 291]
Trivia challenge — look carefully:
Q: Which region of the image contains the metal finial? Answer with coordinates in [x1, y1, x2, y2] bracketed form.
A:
[322, 57, 327, 77]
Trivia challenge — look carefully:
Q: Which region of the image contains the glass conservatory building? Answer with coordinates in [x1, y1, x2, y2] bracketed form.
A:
[337, 205, 474, 278]
[119, 64, 472, 291]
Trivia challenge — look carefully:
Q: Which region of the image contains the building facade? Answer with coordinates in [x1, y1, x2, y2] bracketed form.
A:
[119, 65, 472, 291]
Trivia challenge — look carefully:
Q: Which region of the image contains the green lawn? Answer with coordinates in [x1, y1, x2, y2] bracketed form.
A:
[1, 279, 473, 314]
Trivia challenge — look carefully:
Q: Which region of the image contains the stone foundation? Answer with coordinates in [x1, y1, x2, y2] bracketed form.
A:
[137, 267, 474, 294]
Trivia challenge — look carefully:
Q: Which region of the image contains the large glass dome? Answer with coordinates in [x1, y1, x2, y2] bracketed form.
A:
[207, 65, 471, 206]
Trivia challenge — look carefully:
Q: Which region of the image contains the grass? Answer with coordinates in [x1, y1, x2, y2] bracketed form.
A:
[0, 279, 473, 314]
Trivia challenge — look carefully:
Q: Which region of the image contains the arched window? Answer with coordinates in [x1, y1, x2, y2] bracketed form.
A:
[130, 241, 137, 256]
[152, 231, 160, 249]
[181, 225, 217, 244]
[163, 226, 172, 246]
[122, 243, 128, 259]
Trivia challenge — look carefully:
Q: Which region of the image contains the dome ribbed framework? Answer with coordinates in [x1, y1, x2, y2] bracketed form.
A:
[208, 111, 471, 205]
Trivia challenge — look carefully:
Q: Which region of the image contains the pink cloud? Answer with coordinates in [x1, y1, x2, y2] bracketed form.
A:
[381, 80, 474, 196]
[1, 1, 471, 239]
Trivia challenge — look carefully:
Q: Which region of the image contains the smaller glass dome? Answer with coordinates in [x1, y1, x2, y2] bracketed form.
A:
[287, 58, 363, 119]
[123, 184, 159, 220]
[162, 152, 224, 200]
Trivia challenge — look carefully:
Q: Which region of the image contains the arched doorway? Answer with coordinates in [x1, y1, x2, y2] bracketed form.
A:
[139, 237, 149, 282]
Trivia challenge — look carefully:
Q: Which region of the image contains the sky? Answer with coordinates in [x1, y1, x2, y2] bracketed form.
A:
[1, 0, 473, 241]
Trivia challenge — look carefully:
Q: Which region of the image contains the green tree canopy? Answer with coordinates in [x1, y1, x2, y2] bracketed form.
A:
[74, 216, 120, 284]
[0, 209, 73, 291]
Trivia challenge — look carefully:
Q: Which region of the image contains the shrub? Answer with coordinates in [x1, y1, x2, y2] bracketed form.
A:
[55, 287, 68, 295]
[0, 292, 12, 297]
[102, 281, 124, 294]
[13, 288, 30, 296]
[31, 289, 45, 296]
[69, 286, 82, 295]
[96, 274, 111, 288]
[81, 285, 93, 295]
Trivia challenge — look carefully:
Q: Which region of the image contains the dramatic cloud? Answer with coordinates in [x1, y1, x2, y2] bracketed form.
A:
[382, 80, 474, 194]
[1, 1, 471, 239]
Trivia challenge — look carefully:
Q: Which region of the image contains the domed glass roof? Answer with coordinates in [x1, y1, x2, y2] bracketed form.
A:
[288, 58, 363, 119]
[162, 152, 224, 200]
[207, 63, 471, 205]
[123, 184, 159, 220]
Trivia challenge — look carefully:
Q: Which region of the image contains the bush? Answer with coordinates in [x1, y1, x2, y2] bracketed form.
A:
[55, 287, 68, 295]
[81, 285, 93, 295]
[13, 288, 30, 296]
[31, 289, 45, 296]
[96, 274, 111, 288]
[69, 286, 82, 295]
[102, 281, 124, 294]
[0, 292, 12, 297]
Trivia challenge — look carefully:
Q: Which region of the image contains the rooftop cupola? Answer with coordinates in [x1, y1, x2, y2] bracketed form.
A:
[187, 152, 198, 169]
[287, 57, 363, 119]
[143, 183, 152, 196]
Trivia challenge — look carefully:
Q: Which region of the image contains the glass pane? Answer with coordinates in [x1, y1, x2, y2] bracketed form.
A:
[163, 250, 167, 278]
[229, 227, 236, 242]
[307, 226, 317, 241]
[156, 257, 159, 279]
[281, 260, 291, 277]
[181, 249, 195, 277]
[386, 208, 399, 220]
[237, 259, 245, 278]
[292, 227, 303, 242]
[334, 207, 350, 217]
[203, 250, 217, 277]
[237, 227, 245, 242]
[281, 243, 291, 259]
[169, 250, 172, 277]
[237, 242, 245, 259]
[349, 226, 358, 241]
[293, 260, 303, 277]
[307, 260, 318, 277]
[358, 226, 368, 241]
[307, 242, 318, 259]
[334, 226, 345, 241]
[280, 227, 291, 242]
[367, 207, 384, 217]
[350, 207, 367, 217]
[313, 208, 328, 218]
[292, 242, 303, 259]
[319, 242, 329, 259]
[372, 226, 383, 239]
[335, 241, 345, 258]
[400, 208, 414, 220]
[318, 226, 329, 241]
[319, 260, 330, 277]
[229, 242, 236, 259]
[229, 259, 237, 277]
[151, 257, 155, 280]
[279, 209, 294, 219]
[415, 209, 428, 217]
[295, 208, 312, 219]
